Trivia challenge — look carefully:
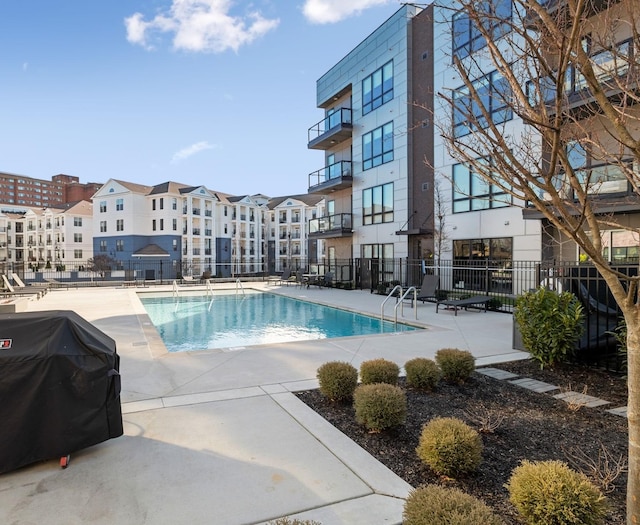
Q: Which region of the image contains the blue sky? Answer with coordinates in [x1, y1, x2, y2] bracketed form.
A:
[0, 0, 409, 198]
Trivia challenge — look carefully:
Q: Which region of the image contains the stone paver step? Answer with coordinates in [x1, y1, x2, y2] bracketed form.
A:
[553, 391, 610, 408]
[476, 367, 519, 380]
[606, 406, 628, 417]
[508, 377, 559, 393]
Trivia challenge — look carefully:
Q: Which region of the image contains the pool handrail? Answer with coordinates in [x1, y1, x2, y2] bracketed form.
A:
[380, 285, 403, 324]
[395, 286, 417, 323]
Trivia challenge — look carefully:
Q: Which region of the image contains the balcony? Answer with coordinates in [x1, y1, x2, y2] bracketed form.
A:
[308, 160, 353, 194]
[528, 38, 636, 119]
[205, 229, 212, 236]
[192, 208, 200, 215]
[308, 213, 353, 239]
[308, 108, 352, 150]
[205, 209, 212, 217]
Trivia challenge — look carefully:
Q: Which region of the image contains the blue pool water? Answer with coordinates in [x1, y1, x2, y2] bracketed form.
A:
[140, 291, 418, 352]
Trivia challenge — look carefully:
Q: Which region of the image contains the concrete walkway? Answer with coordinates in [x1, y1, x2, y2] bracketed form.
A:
[0, 283, 529, 525]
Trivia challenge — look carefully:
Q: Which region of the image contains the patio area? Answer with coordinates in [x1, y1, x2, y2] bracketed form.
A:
[0, 282, 528, 525]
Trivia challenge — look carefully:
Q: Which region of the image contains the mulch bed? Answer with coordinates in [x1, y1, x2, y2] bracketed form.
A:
[295, 359, 628, 524]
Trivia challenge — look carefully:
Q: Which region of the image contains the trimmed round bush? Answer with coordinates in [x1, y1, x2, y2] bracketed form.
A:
[316, 361, 358, 402]
[506, 460, 607, 525]
[435, 348, 475, 383]
[359, 358, 400, 385]
[353, 383, 407, 432]
[405, 358, 440, 390]
[416, 417, 482, 477]
[403, 484, 504, 525]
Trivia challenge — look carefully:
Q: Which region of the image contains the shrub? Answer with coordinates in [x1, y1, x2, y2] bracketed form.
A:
[405, 358, 440, 390]
[506, 460, 607, 525]
[403, 484, 504, 525]
[316, 361, 358, 402]
[514, 287, 584, 368]
[353, 383, 407, 432]
[435, 348, 475, 383]
[359, 358, 400, 385]
[487, 297, 502, 311]
[416, 417, 482, 477]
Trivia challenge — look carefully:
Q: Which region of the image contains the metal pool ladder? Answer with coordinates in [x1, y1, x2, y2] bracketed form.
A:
[380, 285, 402, 325]
[395, 287, 418, 323]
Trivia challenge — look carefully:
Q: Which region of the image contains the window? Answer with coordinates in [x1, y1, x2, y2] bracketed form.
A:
[74, 249, 83, 259]
[116, 219, 124, 231]
[362, 244, 394, 282]
[116, 239, 124, 252]
[453, 238, 512, 262]
[452, 0, 511, 59]
[152, 199, 156, 211]
[74, 217, 82, 227]
[160, 219, 164, 231]
[173, 218, 177, 231]
[363, 183, 394, 225]
[99, 201, 107, 213]
[362, 122, 393, 170]
[173, 239, 177, 251]
[152, 220, 156, 231]
[160, 198, 164, 210]
[452, 158, 511, 213]
[99, 240, 107, 252]
[362, 60, 393, 115]
[116, 198, 124, 211]
[172, 198, 177, 210]
[74, 233, 82, 243]
[453, 71, 512, 138]
[100, 221, 107, 233]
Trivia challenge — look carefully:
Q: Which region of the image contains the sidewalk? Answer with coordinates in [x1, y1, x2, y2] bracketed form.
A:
[0, 283, 528, 525]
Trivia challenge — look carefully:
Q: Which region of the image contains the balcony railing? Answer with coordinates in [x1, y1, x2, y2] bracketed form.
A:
[308, 160, 353, 194]
[309, 213, 353, 239]
[308, 108, 353, 150]
[192, 208, 200, 215]
[205, 229, 212, 236]
[205, 209, 212, 217]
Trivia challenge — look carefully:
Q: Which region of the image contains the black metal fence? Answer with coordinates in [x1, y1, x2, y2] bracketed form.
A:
[2, 257, 627, 370]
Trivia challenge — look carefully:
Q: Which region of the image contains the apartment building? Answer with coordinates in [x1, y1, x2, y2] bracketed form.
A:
[432, 0, 543, 283]
[522, 0, 640, 264]
[307, 4, 435, 285]
[0, 172, 101, 207]
[1, 201, 93, 269]
[265, 194, 324, 273]
[92, 179, 322, 279]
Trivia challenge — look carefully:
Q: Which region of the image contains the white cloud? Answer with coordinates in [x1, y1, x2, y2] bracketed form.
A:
[125, 0, 279, 53]
[171, 141, 217, 163]
[302, 0, 395, 24]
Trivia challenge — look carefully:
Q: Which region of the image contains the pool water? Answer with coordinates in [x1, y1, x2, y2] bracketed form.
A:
[140, 291, 418, 352]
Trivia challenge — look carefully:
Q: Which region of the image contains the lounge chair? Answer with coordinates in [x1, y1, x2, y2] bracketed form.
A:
[275, 268, 297, 286]
[308, 271, 334, 289]
[11, 273, 49, 296]
[2, 275, 42, 299]
[416, 274, 439, 303]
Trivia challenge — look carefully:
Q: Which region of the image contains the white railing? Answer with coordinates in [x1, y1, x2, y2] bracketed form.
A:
[395, 286, 417, 323]
[380, 285, 402, 325]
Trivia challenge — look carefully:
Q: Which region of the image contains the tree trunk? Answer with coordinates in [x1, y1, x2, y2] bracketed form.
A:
[627, 317, 639, 524]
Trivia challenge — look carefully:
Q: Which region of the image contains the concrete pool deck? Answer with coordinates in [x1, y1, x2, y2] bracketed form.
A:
[0, 282, 529, 525]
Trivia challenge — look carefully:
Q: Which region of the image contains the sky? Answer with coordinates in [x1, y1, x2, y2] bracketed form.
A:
[0, 0, 413, 199]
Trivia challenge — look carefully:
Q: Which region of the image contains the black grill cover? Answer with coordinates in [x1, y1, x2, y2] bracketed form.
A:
[0, 310, 123, 474]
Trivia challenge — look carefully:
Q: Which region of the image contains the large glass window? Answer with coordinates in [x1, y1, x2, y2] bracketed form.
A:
[452, 0, 511, 59]
[362, 61, 393, 115]
[453, 70, 512, 138]
[452, 158, 511, 212]
[362, 122, 394, 170]
[363, 183, 394, 225]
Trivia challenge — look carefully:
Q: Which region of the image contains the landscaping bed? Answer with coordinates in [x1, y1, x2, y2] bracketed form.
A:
[295, 359, 628, 524]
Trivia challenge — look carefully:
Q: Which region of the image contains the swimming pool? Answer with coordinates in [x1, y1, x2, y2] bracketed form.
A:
[140, 291, 418, 352]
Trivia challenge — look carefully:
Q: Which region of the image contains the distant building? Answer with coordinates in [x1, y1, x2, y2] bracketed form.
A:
[0, 171, 102, 207]
[1, 201, 93, 269]
[92, 179, 323, 280]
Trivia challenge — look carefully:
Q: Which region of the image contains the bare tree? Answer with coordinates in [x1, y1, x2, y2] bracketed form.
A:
[432, 177, 450, 265]
[436, 0, 639, 520]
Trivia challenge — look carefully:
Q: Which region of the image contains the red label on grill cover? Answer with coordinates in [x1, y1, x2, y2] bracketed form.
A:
[0, 339, 12, 349]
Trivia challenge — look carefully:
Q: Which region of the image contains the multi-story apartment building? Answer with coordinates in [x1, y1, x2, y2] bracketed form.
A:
[306, 4, 435, 286]
[265, 194, 324, 273]
[92, 179, 321, 280]
[0, 172, 101, 207]
[1, 201, 93, 269]
[520, 0, 640, 264]
[432, 0, 543, 285]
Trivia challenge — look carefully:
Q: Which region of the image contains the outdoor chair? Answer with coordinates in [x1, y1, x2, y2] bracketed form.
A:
[416, 274, 440, 303]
